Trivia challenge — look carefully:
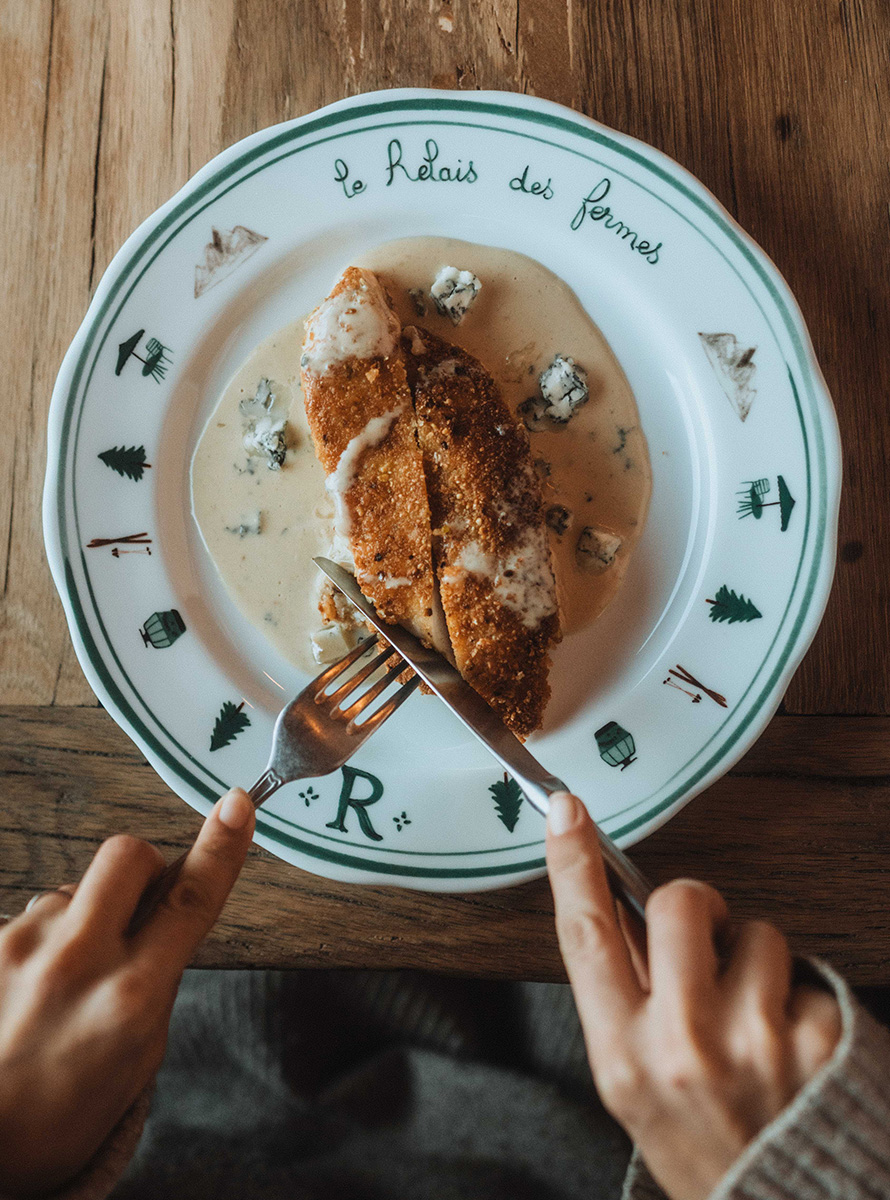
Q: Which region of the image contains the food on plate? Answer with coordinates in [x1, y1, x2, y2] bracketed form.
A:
[429, 266, 482, 325]
[404, 325, 560, 736]
[576, 526, 623, 572]
[545, 505, 573, 537]
[239, 377, 288, 468]
[538, 354, 589, 422]
[301, 268, 559, 735]
[518, 354, 589, 430]
[191, 236, 651, 716]
[300, 268, 443, 653]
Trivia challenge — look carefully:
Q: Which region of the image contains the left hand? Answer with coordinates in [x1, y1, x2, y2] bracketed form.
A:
[0, 787, 255, 1197]
[545, 791, 842, 1200]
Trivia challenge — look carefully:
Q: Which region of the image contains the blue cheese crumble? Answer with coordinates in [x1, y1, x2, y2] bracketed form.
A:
[539, 355, 589, 423]
[239, 376, 274, 419]
[576, 526, 622, 571]
[517, 396, 550, 432]
[545, 505, 573, 536]
[430, 266, 481, 325]
[225, 511, 262, 538]
[240, 377, 287, 469]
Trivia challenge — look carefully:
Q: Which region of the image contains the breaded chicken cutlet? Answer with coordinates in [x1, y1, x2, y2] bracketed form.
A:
[300, 268, 443, 652]
[301, 268, 559, 737]
[404, 326, 560, 737]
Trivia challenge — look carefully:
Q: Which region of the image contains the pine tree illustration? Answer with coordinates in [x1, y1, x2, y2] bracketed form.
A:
[489, 773, 524, 832]
[98, 445, 151, 481]
[209, 701, 251, 751]
[707, 585, 762, 624]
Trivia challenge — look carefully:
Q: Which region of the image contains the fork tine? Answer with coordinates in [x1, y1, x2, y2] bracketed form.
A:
[324, 643, 399, 707]
[310, 635, 377, 690]
[349, 674, 421, 735]
[340, 657, 411, 721]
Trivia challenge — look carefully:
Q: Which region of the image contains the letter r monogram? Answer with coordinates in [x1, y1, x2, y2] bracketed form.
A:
[326, 766, 385, 841]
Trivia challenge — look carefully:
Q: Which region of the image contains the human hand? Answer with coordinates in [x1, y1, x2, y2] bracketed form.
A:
[546, 792, 842, 1200]
[0, 787, 255, 1197]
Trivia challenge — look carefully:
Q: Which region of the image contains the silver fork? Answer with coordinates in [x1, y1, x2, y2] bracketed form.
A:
[128, 636, 418, 932]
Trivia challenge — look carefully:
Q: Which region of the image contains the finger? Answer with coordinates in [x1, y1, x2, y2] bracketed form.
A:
[136, 788, 254, 974]
[787, 985, 842, 1088]
[721, 920, 792, 1019]
[646, 879, 730, 1011]
[65, 835, 166, 937]
[546, 793, 643, 1059]
[616, 900, 650, 991]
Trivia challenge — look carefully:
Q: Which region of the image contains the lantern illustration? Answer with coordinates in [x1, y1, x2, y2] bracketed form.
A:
[595, 721, 637, 770]
[140, 609, 186, 649]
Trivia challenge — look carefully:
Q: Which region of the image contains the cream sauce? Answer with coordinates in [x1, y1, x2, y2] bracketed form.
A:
[191, 236, 651, 675]
[302, 268, 400, 373]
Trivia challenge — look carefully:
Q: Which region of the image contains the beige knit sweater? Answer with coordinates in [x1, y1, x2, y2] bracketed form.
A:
[6, 963, 890, 1200]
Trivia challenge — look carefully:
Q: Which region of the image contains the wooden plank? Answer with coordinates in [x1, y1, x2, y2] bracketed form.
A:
[216, 0, 522, 142]
[169, 0, 237, 181]
[2, 706, 890, 984]
[0, 0, 56, 701]
[0, 0, 235, 706]
[0, 0, 113, 705]
[568, 0, 890, 712]
[730, 715, 890, 778]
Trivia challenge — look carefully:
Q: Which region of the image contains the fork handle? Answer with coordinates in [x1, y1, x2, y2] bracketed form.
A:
[248, 767, 286, 808]
[127, 771, 287, 935]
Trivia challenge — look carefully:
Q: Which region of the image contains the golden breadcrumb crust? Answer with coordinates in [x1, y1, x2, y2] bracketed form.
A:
[404, 327, 560, 738]
[301, 268, 438, 648]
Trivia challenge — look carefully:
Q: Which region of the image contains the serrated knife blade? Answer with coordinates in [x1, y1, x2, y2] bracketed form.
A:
[314, 557, 652, 922]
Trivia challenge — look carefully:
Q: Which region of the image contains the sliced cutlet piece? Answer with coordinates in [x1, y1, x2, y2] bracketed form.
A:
[403, 325, 560, 737]
[301, 269, 441, 650]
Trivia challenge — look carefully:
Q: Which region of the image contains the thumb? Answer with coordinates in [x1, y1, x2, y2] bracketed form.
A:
[787, 984, 843, 1088]
[135, 788, 255, 973]
[545, 793, 642, 1046]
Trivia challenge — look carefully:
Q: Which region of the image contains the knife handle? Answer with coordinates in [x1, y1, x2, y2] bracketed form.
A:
[516, 775, 653, 926]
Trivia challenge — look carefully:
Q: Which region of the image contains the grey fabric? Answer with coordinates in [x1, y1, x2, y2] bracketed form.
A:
[111, 969, 631, 1200]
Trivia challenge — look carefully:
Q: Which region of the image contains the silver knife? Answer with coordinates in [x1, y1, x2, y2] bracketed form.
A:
[314, 557, 653, 924]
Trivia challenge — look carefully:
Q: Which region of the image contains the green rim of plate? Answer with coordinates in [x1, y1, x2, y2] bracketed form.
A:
[49, 94, 834, 880]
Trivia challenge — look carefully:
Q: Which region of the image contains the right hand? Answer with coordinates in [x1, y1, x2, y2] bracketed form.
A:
[545, 791, 842, 1200]
[0, 787, 255, 1197]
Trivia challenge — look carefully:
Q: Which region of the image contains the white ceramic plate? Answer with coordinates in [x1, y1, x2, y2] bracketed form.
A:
[43, 90, 841, 891]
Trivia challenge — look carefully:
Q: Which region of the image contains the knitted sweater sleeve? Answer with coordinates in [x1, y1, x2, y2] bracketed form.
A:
[622, 961, 890, 1200]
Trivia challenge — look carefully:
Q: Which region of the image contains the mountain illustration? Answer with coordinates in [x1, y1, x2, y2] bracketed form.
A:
[195, 226, 268, 298]
[699, 332, 757, 422]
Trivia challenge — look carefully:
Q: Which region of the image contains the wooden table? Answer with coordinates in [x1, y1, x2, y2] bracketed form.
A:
[2, 0, 888, 985]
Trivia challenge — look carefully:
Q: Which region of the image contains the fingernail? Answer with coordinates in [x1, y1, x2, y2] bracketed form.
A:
[547, 792, 581, 836]
[217, 788, 253, 830]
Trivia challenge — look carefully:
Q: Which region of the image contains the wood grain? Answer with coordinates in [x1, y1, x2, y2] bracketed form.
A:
[3, 706, 890, 984]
